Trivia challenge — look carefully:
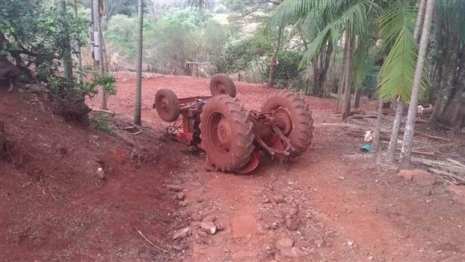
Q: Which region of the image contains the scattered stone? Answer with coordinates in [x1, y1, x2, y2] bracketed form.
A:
[173, 227, 191, 240]
[281, 247, 304, 258]
[167, 184, 183, 192]
[190, 221, 200, 228]
[96, 167, 105, 180]
[172, 244, 183, 251]
[270, 222, 278, 230]
[200, 222, 217, 235]
[274, 195, 284, 204]
[214, 219, 224, 231]
[285, 216, 300, 231]
[338, 176, 346, 180]
[397, 169, 436, 186]
[91, 135, 100, 140]
[197, 198, 203, 203]
[262, 197, 270, 204]
[197, 231, 208, 238]
[448, 185, 465, 205]
[202, 214, 217, 223]
[285, 207, 300, 231]
[347, 240, 355, 246]
[176, 192, 185, 200]
[276, 238, 303, 258]
[176, 210, 190, 219]
[191, 213, 202, 221]
[284, 196, 294, 204]
[288, 207, 299, 217]
[315, 238, 325, 247]
[179, 201, 188, 207]
[275, 238, 294, 250]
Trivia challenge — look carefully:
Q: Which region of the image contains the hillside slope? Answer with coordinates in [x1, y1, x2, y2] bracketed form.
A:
[0, 87, 184, 261]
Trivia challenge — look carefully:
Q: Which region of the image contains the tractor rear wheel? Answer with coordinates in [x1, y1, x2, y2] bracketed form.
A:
[210, 74, 237, 98]
[200, 95, 254, 172]
[261, 90, 314, 156]
[155, 89, 180, 122]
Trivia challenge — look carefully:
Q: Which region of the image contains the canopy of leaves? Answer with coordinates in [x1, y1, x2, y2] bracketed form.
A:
[0, 0, 87, 75]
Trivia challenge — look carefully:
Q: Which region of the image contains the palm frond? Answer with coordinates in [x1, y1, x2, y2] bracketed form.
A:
[377, 26, 418, 102]
[377, 0, 429, 102]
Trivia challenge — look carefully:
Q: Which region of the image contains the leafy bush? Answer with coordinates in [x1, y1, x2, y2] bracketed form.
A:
[105, 8, 231, 75]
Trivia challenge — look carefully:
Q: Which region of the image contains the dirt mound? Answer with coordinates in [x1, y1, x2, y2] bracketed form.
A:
[0, 88, 186, 261]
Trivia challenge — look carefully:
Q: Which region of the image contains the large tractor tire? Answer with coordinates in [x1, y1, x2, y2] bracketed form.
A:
[209, 74, 237, 98]
[154, 89, 180, 122]
[200, 95, 254, 172]
[261, 90, 314, 157]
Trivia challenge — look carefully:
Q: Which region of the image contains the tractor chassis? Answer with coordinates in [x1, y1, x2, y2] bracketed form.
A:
[155, 98, 296, 163]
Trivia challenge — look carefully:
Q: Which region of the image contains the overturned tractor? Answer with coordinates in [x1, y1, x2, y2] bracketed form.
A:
[153, 74, 314, 174]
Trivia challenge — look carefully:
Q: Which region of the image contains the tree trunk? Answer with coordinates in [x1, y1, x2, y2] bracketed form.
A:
[399, 0, 436, 170]
[387, 97, 404, 163]
[312, 42, 333, 97]
[134, 0, 143, 126]
[354, 88, 361, 108]
[414, 0, 427, 41]
[372, 99, 384, 152]
[58, 0, 73, 80]
[268, 25, 283, 88]
[73, 0, 83, 83]
[93, 0, 107, 110]
[430, 35, 461, 122]
[387, 0, 425, 164]
[342, 30, 354, 120]
[337, 35, 349, 113]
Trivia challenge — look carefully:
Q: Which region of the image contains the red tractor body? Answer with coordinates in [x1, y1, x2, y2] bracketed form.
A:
[153, 74, 314, 174]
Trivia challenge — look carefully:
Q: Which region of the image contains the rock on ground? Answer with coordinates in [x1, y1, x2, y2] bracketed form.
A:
[397, 169, 436, 186]
[200, 222, 217, 235]
[448, 185, 465, 205]
[173, 227, 192, 240]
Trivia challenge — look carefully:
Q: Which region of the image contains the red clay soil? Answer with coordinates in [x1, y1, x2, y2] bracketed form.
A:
[1, 73, 464, 262]
[89, 73, 465, 262]
[0, 87, 186, 261]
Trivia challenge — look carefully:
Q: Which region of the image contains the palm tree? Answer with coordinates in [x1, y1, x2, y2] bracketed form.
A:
[399, 0, 436, 169]
[386, 0, 426, 163]
[272, 0, 378, 119]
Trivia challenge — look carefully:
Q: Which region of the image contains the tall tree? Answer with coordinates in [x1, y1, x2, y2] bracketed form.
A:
[73, 0, 83, 83]
[428, 0, 465, 132]
[93, 0, 107, 109]
[399, 0, 436, 169]
[58, 0, 73, 80]
[387, 0, 425, 163]
[267, 25, 284, 88]
[134, 0, 143, 126]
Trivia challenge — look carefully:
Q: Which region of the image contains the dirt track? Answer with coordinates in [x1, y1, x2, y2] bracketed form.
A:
[0, 74, 464, 262]
[88, 73, 465, 262]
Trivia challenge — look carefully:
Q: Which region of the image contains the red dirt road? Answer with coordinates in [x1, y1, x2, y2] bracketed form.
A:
[1, 73, 463, 262]
[89, 73, 465, 262]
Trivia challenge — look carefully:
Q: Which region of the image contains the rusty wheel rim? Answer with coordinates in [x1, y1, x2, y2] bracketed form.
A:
[208, 112, 232, 155]
[159, 97, 173, 118]
[217, 83, 227, 94]
[271, 107, 293, 136]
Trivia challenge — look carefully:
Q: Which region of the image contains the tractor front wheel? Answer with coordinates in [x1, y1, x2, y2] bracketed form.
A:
[209, 74, 237, 98]
[261, 90, 314, 157]
[200, 95, 254, 172]
[154, 89, 180, 122]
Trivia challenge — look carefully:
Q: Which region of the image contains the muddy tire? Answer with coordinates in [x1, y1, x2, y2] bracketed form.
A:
[155, 89, 180, 122]
[261, 90, 314, 157]
[200, 95, 254, 172]
[209, 74, 236, 98]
